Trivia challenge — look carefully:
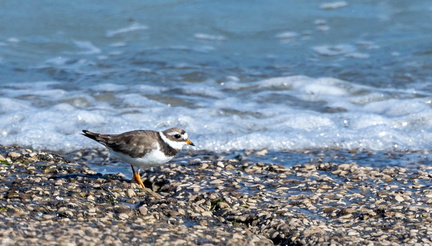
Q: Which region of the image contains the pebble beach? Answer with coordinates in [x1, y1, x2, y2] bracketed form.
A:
[2, 1, 432, 245]
[1, 144, 431, 245]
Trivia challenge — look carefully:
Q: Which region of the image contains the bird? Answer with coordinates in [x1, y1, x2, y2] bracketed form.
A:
[81, 127, 194, 192]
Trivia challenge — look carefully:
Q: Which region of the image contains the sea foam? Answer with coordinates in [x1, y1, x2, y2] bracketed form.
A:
[0, 76, 432, 151]
[1, 75, 432, 153]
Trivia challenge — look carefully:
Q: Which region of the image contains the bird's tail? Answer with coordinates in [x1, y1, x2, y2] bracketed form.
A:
[82, 130, 99, 141]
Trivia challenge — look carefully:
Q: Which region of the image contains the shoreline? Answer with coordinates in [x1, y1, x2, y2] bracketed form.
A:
[1, 144, 431, 245]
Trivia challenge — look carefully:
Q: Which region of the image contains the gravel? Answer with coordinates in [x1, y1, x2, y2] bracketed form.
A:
[1, 144, 432, 245]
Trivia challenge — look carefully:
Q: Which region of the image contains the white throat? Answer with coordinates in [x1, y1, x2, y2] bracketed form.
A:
[159, 132, 186, 150]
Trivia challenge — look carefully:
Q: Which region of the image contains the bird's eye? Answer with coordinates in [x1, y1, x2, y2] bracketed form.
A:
[174, 134, 181, 139]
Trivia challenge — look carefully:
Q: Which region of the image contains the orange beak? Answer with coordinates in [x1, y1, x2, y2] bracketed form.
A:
[185, 139, 195, 146]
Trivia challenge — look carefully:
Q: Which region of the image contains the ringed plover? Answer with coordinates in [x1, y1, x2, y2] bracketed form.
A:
[82, 127, 194, 191]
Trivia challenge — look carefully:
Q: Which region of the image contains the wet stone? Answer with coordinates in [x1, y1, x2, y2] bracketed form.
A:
[7, 152, 21, 159]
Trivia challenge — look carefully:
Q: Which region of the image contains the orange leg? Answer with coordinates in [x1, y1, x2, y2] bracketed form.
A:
[130, 164, 146, 188]
[130, 165, 161, 198]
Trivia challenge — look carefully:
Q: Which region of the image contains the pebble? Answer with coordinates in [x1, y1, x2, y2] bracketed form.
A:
[255, 149, 269, 156]
[118, 213, 129, 220]
[7, 152, 21, 159]
[126, 189, 136, 197]
[394, 195, 404, 202]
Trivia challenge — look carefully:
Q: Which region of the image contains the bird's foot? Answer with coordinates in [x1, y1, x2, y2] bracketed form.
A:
[132, 173, 162, 199]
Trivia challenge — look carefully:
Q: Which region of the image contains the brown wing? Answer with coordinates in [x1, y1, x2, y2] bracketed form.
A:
[82, 130, 161, 158]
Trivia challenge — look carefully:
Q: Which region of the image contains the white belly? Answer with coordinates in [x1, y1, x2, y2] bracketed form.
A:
[110, 149, 174, 169]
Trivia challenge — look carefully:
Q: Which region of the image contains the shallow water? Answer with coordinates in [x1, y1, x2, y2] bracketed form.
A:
[1, 1, 432, 168]
[72, 148, 431, 179]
